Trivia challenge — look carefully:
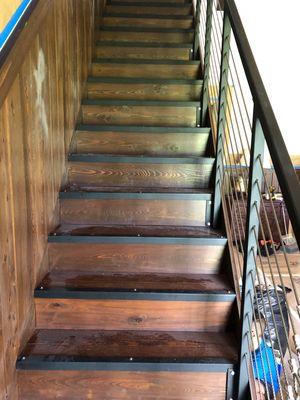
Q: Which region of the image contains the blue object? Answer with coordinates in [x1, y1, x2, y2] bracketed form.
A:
[0, 0, 33, 51]
[252, 340, 282, 395]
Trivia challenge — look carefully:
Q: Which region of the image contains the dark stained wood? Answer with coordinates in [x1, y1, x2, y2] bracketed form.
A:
[53, 224, 222, 237]
[0, 1, 96, 396]
[60, 198, 207, 226]
[18, 370, 227, 400]
[106, 5, 193, 15]
[74, 129, 209, 156]
[96, 30, 194, 43]
[35, 298, 233, 331]
[96, 45, 191, 60]
[49, 241, 225, 275]
[68, 161, 212, 189]
[100, 16, 194, 29]
[91, 61, 201, 79]
[22, 329, 237, 360]
[82, 104, 197, 126]
[40, 271, 231, 292]
[87, 81, 202, 101]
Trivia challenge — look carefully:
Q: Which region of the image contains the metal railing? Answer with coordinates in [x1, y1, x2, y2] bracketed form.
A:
[194, 0, 300, 398]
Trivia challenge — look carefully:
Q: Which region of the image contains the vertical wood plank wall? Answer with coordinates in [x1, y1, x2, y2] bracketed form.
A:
[0, 0, 99, 398]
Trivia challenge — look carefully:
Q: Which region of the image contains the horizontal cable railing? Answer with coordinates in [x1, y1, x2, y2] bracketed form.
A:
[195, 0, 300, 398]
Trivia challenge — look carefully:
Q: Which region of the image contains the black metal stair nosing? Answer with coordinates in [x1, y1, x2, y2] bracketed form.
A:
[48, 235, 227, 245]
[17, 357, 236, 372]
[92, 58, 200, 65]
[87, 76, 202, 85]
[75, 124, 210, 134]
[96, 40, 193, 48]
[59, 191, 213, 201]
[103, 13, 194, 19]
[68, 154, 214, 164]
[34, 287, 235, 302]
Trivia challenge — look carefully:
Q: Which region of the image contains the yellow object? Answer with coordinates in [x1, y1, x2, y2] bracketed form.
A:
[0, 0, 22, 32]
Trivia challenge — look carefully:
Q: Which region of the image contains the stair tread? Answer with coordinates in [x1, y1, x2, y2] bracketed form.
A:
[76, 124, 209, 133]
[96, 41, 193, 47]
[99, 26, 195, 32]
[93, 58, 200, 64]
[39, 271, 231, 292]
[68, 154, 214, 163]
[52, 224, 224, 238]
[20, 330, 237, 363]
[103, 13, 193, 19]
[60, 187, 213, 195]
[87, 77, 202, 84]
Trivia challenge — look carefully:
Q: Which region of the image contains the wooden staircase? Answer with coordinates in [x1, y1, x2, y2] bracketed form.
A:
[17, 0, 238, 398]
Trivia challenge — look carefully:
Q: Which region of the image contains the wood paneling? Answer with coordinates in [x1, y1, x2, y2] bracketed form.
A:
[49, 242, 225, 275]
[68, 161, 213, 189]
[18, 370, 227, 400]
[0, 1, 96, 398]
[36, 298, 233, 331]
[73, 129, 209, 156]
[60, 198, 207, 226]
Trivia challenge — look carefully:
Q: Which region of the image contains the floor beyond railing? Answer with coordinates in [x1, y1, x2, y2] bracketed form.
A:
[194, 0, 300, 398]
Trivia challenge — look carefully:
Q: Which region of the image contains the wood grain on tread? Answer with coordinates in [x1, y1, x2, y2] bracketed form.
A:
[40, 272, 231, 292]
[106, 5, 192, 15]
[18, 370, 227, 400]
[67, 162, 212, 189]
[86, 81, 202, 101]
[100, 16, 193, 28]
[49, 242, 225, 275]
[52, 224, 222, 237]
[73, 130, 208, 156]
[60, 198, 207, 226]
[35, 298, 233, 331]
[91, 62, 200, 79]
[96, 30, 194, 43]
[96, 45, 191, 60]
[21, 329, 237, 360]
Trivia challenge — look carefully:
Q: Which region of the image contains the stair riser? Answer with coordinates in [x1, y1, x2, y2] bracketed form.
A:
[18, 370, 227, 400]
[106, 5, 192, 15]
[67, 162, 213, 189]
[96, 30, 194, 43]
[91, 62, 200, 79]
[95, 45, 192, 60]
[35, 298, 233, 331]
[81, 105, 198, 126]
[60, 198, 209, 227]
[86, 82, 202, 101]
[109, 0, 192, 3]
[100, 16, 193, 29]
[49, 242, 226, 275]
[73, 130, 209, 156]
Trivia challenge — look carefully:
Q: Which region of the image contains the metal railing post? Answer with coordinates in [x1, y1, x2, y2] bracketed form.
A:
[236, 112, 265, 399]
[212, 10, 231, 227]
[200, 0, 213, 125]
[193, 0, 201, 59]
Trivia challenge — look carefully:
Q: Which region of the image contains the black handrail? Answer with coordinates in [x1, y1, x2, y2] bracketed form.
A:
[224, 0, 300, 246]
